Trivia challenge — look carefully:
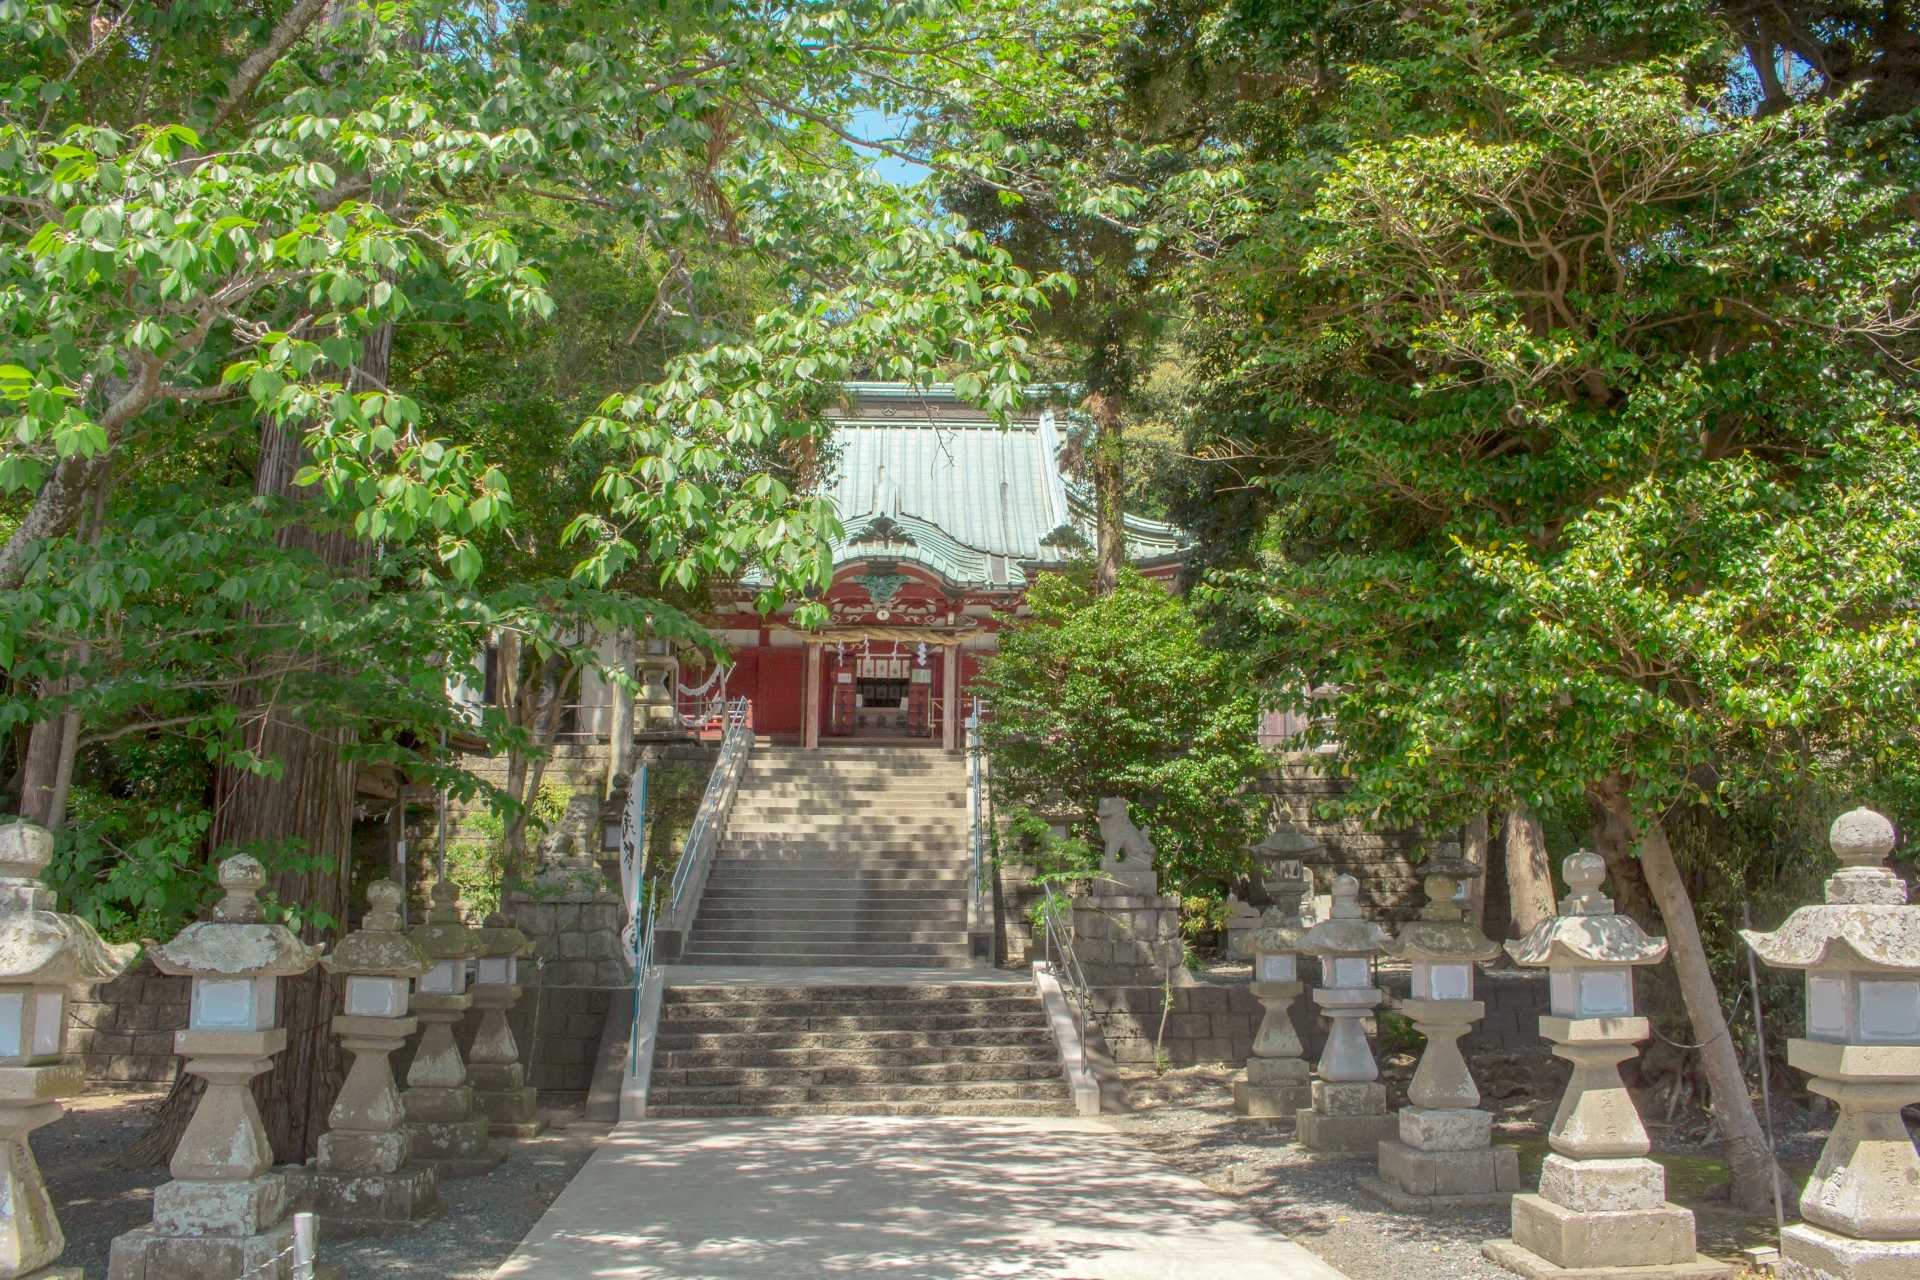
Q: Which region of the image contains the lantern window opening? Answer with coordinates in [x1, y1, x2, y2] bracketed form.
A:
[1329, 955, 1373, 990]
[477, 956, 517, 986]
[190, 975, 276, 1031]
[418, 959, 466, 994]
[1413, 960, 1475, 1001]
[1858, 978, 1920, 1042]
[1258, 952, 1296, 983]
[345, 975, 410, 1019]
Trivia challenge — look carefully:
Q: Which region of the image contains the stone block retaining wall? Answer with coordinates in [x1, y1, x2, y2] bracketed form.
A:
[68, 960, 189, 1088]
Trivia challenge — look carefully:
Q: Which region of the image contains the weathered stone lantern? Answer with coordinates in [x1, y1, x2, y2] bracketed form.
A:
[402, 878, 500, 1177]
[1234, 857, 1314, 1121]
[1740, 807, 1920, 1280]
[286, 879, 439, 1235]
[110, 854, 321, 1280]
[467, 912, 543, 1137]
[1362, 852, 1515, 1211]
[1295, 873, 1398, 1152]
[1483, 851, 1726, 1279]
[0, 821, 136, 1280]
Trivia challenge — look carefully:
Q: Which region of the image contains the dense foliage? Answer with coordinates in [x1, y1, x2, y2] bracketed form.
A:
[976, 568, 1266, 893]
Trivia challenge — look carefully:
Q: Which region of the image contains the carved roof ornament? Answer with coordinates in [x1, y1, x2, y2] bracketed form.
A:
[1740, 807, 1920, 971]
[0, 820, 139, 985]
[852, 515, 917, 548]
[147, 854, 322, 978]
[1505, 851, 1669, 968]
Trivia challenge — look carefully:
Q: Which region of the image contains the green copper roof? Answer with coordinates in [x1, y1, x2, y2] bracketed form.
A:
[823, 384, 1189, 589]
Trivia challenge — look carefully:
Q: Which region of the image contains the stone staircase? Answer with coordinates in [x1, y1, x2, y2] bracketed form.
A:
[680, 746, 974, 967]
[646, 984, 1074, 1117]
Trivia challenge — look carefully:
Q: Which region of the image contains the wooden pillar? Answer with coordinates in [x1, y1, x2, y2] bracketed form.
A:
[941, 642, 962, 751]
[803, 642, 822, 748]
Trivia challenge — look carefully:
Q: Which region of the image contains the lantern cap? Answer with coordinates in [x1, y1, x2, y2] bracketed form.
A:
[0, 820, 139, 984]
[1742, 808, 1919, 971]
[1740, 907, 1920, 973]
[147, 855, 321, 978]
[1252, 827, 1323, 859]
[1505, 852, 1667, 968]
[472, 911, 532, 959]
[325, 880, 427, 979]
[1299, 875, 1392, 957]
[1246, 908, 1308, 955]
[409, 878, 478, 961]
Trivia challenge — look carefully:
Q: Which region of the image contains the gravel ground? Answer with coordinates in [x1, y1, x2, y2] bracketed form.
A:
[1101, 1063, 1825, 1280]
[36, 1088, 612, 1280]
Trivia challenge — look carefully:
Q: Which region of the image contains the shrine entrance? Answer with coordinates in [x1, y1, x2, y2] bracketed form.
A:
[826, 643, 942, 739]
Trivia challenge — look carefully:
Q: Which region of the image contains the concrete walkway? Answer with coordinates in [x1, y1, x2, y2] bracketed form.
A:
[492, 1115, 1352, 1279]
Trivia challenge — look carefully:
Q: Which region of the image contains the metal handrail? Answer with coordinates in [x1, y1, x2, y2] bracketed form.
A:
[666, 696, 753, 922]
[1039, 881, 1094, 1046]
[966, 697, 986, 923]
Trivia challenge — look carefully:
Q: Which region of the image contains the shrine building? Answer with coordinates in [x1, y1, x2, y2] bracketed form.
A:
[691, 382, 1190, 748]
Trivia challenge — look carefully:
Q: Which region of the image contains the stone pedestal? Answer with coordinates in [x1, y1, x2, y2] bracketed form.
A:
[0, 1061, 84, 1280]
[287, 878, 440, 1236]
[108, 1027, 298, 1280]
[1361, 1000, 1518, 1210]
[110, 855, 320, 1280]
[1067, 892, 1187, 988]
[403, 992, 501, 1179]
[0, 821, 139, 1280]
[1232, 980, 1312, 1121]
[1484, 851, 1729, 1279]
[1740, 810, 1920, 1280]
[1296, 1078, 1397, 1151]
[469, 914, 543, 1137]
[1294, 873, 1397, 1154]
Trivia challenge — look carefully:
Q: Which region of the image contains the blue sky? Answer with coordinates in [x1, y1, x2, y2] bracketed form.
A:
[848, 108, 931, 186]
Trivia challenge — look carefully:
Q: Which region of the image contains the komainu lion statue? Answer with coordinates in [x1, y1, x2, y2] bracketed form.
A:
[1095, 796, 1159, 893]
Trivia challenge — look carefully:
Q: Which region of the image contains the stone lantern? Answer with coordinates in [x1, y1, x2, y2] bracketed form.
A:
[1295, 873, 1398, 1153]
[109, 854, 321, 1280]
[1234, 857, 1314, 1121]
[1362, 852, 1515, 1211]
[467, 912, 543, 1137]
[286, 879, 439, 1235]
[1483, 851, 1726, 1279]
[0, 821, 137, 1280]
[1739, 807, 1920, 1280]
[402, 879, 501, 1178]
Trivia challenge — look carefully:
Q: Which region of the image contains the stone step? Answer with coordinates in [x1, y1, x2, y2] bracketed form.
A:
[647, 1098, 1073, 1118]
[653, 1060, 1068, 1088]
[662, 984, 1035, 1003]
[647, 1079, 1070, 1106]
[678, 944, 972, 962]
[704, 866, 969, 880]
[657, 1012, 1051, 1036]
[685, 926, 967, 945]
[659, 995, 1043, 1018]
[654, 1043, 1060, 1069]
[655, 1027, 1056, 1052]
[669, 951, 979, 968]
[709, 850, 967, 865]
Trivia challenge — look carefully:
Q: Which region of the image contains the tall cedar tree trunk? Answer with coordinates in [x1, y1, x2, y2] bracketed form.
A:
[1503, 803, 1557, 935]
[119, 326, 388, 1168]
[1461, 812, 1490, 929]
[1590, 773, 1786, 1214]
[1085, 391, 1125, 595]
[499, 634, 581, 880]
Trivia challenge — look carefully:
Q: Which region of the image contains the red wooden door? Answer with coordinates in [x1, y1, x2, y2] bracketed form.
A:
[754, 648, 805, 737]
